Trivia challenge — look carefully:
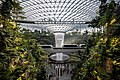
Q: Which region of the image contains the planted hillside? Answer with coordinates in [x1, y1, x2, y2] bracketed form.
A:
[72, 0, 120, 80]
[0, 0, 47, 80]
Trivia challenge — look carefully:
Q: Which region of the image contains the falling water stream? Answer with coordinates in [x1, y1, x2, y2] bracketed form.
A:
[54, 33, 65, 61]
[49, 33, 72, 80]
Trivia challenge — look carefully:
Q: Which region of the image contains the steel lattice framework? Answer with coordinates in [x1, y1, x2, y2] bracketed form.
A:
[17, 0, 119, 32]
[18, 0, 101, 21]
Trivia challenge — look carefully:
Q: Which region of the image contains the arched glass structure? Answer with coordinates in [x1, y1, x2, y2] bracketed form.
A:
[17, 0, 102, 32]
[18, 0, 100, 21]
[17, 0, 119, 32]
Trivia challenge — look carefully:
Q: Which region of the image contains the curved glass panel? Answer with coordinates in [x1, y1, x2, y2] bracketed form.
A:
[18, 0, 120, 32]
[18, 0, 101, 21]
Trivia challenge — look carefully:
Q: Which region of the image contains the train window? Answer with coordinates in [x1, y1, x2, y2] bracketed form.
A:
[62, 44, 78, 47]
[40, 45, 53, 48]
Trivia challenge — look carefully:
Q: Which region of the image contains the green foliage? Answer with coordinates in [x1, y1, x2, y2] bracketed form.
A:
[20, 29, 55, 46]
[0, 18, 47, 80]
[91, 0, 120, 28]
[0, 0, 24, 19]
[0, 0, 47, 80]
[73, 0, 120, 80]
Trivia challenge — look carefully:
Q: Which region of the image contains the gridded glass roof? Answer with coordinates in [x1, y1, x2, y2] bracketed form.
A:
[16, 0, 103, 32]
[18, 0, 101, 21]
[17, 0, 102, 32]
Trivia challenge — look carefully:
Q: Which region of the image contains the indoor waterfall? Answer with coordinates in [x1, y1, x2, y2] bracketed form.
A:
[54, 33, 65, 61]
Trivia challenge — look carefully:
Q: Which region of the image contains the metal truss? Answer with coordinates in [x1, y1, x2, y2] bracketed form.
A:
[16, 0, 102, 32]
[18, 0, 101, 21]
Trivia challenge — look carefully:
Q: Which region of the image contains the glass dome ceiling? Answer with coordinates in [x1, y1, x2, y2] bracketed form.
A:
[18, 0, 100, 21]
[17, 0, 102, 32]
